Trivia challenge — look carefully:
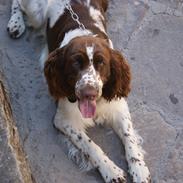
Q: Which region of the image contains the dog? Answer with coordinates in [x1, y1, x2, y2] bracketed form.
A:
[7, 0, 151, 182]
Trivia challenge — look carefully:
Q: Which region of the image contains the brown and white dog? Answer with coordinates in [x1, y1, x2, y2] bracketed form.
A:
[7, 0, 151, 182]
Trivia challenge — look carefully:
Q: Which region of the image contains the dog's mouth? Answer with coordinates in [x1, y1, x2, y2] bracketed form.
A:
[68, 87, 98, 118]
[68, 95, 97, 118]
[78, 98, 96, 118]
[75, 87, 98, 118]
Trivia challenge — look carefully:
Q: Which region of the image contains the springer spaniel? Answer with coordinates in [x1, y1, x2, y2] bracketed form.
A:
[7, 0, 151, 182]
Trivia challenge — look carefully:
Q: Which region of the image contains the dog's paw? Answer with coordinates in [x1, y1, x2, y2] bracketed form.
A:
[110, 177, 126, 183]
[7, 12, 25, 38]
[106, 166, 126, 183]
[99, 161, 127, 183]
[128, 160, 151, 183]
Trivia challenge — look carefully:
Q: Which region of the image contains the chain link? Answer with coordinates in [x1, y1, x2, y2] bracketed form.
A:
[65, 3, 90, 33]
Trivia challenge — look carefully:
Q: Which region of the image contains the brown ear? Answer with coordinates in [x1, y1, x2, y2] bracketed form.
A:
[101, 0, 108, 12]
[102, 49, 131, 101]
[44, 48, 69, 100]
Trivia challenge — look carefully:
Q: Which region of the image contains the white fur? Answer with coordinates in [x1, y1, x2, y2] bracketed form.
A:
[54, 98, 151, 182]
[86, 45, 94, 62]
[39, 45, 49, 69]
[89, 6, 106, 34]
[108, 39, 114, 49]
[19, 0, 70, 28]
[85, 0, 91, 7]
[19, 0, 48, 28]
[107, 99, 150, 182]
[7, 0, 69, 38]
[59, 28, 93, 48]
[75, 63, 103, 99]
[54, 98, 127, 182]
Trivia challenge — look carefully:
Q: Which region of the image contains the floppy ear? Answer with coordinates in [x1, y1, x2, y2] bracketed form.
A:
[102, 49, 131, 101]
[44, 47, 69, 100]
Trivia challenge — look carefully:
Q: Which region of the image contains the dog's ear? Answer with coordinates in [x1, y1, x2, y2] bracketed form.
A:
[102, 49, 131, 101]
[44, 47, 69, 100]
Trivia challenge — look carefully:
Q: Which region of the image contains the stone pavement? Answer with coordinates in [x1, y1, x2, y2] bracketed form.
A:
[0, 0, 183, 183]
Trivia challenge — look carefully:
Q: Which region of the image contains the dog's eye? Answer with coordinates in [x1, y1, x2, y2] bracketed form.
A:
[95, 56, 105, 66]
[72, 55, 83, 69]
[75, 55, 83, 62]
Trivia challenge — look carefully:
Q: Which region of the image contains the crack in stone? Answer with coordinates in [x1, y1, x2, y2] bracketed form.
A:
[125, 9, 153, 49]
[0, 77, 34, 183]
[126, 1, 183, 50]
[146, 103, 182, 129]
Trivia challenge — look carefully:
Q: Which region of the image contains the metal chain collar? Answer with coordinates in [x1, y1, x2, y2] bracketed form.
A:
[65, 3, 91, 34]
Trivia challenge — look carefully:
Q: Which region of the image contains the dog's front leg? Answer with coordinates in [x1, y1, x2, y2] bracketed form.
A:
[112, 100, 151, 183]
[54, 100, 126, 183]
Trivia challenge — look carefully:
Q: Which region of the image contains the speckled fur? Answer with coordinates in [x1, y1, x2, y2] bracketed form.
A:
[75, 62, 103, 100]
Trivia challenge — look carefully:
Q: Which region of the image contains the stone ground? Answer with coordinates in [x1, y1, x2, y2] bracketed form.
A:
[0, 0, 183, 183]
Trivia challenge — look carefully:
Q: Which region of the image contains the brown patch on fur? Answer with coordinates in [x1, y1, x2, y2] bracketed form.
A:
[44, 47, 75, 100]
[102, 50, 131, 100]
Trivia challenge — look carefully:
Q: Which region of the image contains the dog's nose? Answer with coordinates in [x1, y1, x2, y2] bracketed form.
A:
[80, 86, 97, 100]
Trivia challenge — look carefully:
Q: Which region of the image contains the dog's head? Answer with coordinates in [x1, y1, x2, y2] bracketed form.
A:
[44, 36, 131, 118]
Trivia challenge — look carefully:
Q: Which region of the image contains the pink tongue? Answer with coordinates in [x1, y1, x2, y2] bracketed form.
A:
[78, 99, 96, 118]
